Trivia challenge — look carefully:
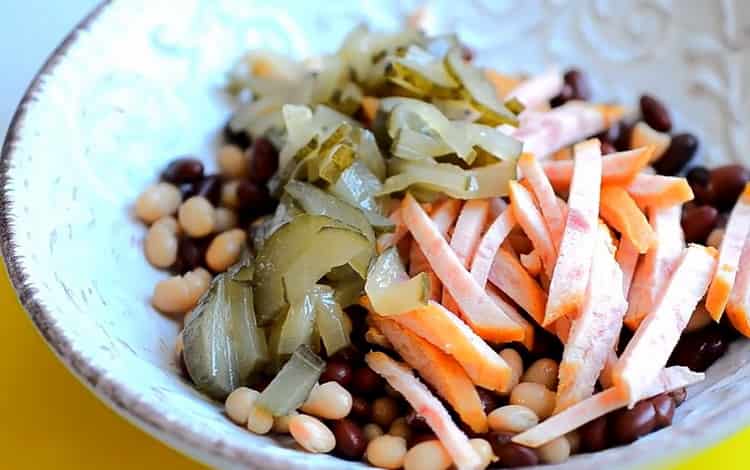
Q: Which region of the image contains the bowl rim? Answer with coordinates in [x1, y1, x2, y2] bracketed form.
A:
[1, 2, 748, 469]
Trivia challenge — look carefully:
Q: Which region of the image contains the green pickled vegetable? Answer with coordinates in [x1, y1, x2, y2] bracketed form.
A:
[444, 47, 519, 127]
[282, 226, 370, 305]
[386, 45, 459, 98]
[365, 247, 430, 315]
[311, 285, 351, 355]
[331, 276, 365, 308]
[255, 345, 325, 416]
[352, 128, 386, 181]
[182, 273, 267, 401]
[431, 98, 482, 122]
[456, 121, 523, 162]
[278, 294, 317, 355]
[329, 161, 394, 231]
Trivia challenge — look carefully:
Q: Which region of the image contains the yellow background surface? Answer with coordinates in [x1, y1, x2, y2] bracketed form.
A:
[0, 263, 747, 469]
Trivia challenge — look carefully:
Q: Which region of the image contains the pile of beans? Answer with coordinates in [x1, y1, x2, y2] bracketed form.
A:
[134, 125, 278, 317]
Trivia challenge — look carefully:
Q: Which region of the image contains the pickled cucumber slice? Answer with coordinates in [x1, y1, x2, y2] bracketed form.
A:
[365, 247, 430, 315]
[444, 47, 519, 127]
[255, 345, 325, 416]
[312, 285, 351, 355]
[353, 127, 386, 181]
[386, 45, 459, 98]
[328, 161, 394, 231]
[182, 273, 267, 400]
[278, 293, 317, 355]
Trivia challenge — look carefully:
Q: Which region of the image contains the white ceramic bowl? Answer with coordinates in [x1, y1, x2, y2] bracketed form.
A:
[3, 1, 750, 468]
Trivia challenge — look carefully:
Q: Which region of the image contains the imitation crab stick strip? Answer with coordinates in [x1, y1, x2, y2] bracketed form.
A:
[624, 205, 685, 330]
[519, 153, 566, 248]
[470, 208, 516, 288]
[616, 238, 640, 297]
[409, 199, 462, 300]
[443, 199, 491, 313]
[402, 194, 524, 343]
[542, 146, 654, 192]
[506, 67, 564, 111]
[727, 233, 750, 336]
[376, 208, 407, 253]
[486, 286, 535, 350]
[488, 248, 548, 326]
[706, 184, 750, 320]
[365, 352, 483, 470]
[511, 101, 625, 159]
[556, 228, 628, 412]
[509, 180, 557, 277]
[544, 139, 602, 326]
[626, 174, 694, 209]
[512, 366, 704, 448]
[614, 245, 717, 405]
[599, 186, 655, 253]
[388, 300, 512, 392]
[489, 197, 508, 219]
[371, 316, 489, 433]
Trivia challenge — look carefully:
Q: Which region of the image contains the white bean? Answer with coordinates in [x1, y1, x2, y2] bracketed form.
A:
[469, 438, 495, 469]
[247, 404, 274, 435]
[289, 414, 336, 453]
[363, 423, 384, 442]
[213, 207, 238, 233]
[145, 223, 178, 268]
[272, 411, 298, 434]
[206, 229, 246, 272]
[225, 387, 259, 425]
[178, 196, 215, 237]
[366, 435, 407, 469]
[135, 182, 182, 224]
[403, 440, 452, 470]
[300, 382, 353, 420]
[521, 358, 559, 391]
[217, 144, 247, 178]
[499, 348, 523, 393]
[388, 417, 411, 441]
[537, 436, 571, 464]
[510, 382, 556, 420]
[488, 405, 539, 433]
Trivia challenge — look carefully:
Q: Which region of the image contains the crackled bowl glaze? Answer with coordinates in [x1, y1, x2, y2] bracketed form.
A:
[3, 1, 750, 468]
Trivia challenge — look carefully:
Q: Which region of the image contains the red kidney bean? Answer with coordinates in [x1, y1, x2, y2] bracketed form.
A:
[578, 415, 608, 452]
[349, 396, 371, 422]
[477, 388, 502, 414]
[171, 236, 208, 274]
[681, 205, 718, 244]
[333, 418, 366, 460]
[162, 158, 204, 184]
[320, 361, 353, 388]
[613, 122, 634, 151]
[405, 409, 431, 433]
[599, 120, 624, 145]
[669, 388, 687, 407]
[550, 69, 590, 107]
[410, 433, 438, 446]
[248, 137, 279, 184]
[653, 133, 699, 175]
[669, 324, 728, 372]
[651, 394, 675, 429]
[189, 174, 223, 206]
[223, 121, 252, 150]
[330, 345, 362, 363]
[687, 166, 712, 204]
[351, 367, 383, 396]
[710, 164, 750, 211]
[236, 180, 273, 215]
[640, 94, 672, 132]
[461, 45, 474, 62]
[610, 400, 656, 445]
[528, 328, 564, 362]
[491, 442, 539, 467]
[601, 141, 616, 155]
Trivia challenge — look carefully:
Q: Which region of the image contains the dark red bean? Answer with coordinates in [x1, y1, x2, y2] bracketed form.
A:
[601, 141, 616, 155]
[610, 400, 656, 444]
[599, 120, 624, 145]
[253, 375, 273, 392]
[564, 69, 591, 101]
[477, 388, 502, 414]
[669, 324, 728, 372]
[405, 409, 430, 433]
[171, 237, 208, 274]
[248, 137, 279, 184]
[486, 430, 514, 452]
[330, 345, 362, 363]
[710, 164, 750, 211]
[640, 94, 672, 132]
[350, 396, 371, 421]
[578, 415, 608, 452]
[320, 361, 353, 388]
[333, 419, 366, 460]
[236, 180, 273, 215]
[550, 84, 573, 108]
[613, 122, 634, 151]
[162, 158, 204, 184]
[410, 433, 438, 446]
[669, 388, 687, 407]
[191, 174, 223, 206]
[351, 367, 383, 396]
[687, 166, 710, 188]
[653, 133, 699, 175]
[223, 121, 252, 150]
[529, 327, 564, 362]
[491, 443, 539, 468]
[461, 45, 474, 62]
[681, 205, 718, 244]
[651, 394, 675, 429]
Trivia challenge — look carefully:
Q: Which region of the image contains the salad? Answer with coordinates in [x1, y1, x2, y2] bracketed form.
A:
[132, 18, 750, 469]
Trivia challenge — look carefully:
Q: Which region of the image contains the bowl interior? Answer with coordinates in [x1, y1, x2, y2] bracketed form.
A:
[4, 1, 750, 468]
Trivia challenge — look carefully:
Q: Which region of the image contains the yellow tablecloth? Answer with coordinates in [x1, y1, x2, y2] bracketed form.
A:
[0, 263, 746, 469]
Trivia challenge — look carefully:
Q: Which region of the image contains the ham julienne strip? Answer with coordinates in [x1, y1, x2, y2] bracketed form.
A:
[508, 180, 557, 277]
[614, 244, 717, 405]
[401, 193, 524, 343]
[555, 226, 628, 412]
[518, 153, 566, 248]
[544, 139, 602, 326]
[624, 205, 684, 330]
[727, 231, 750, 336]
